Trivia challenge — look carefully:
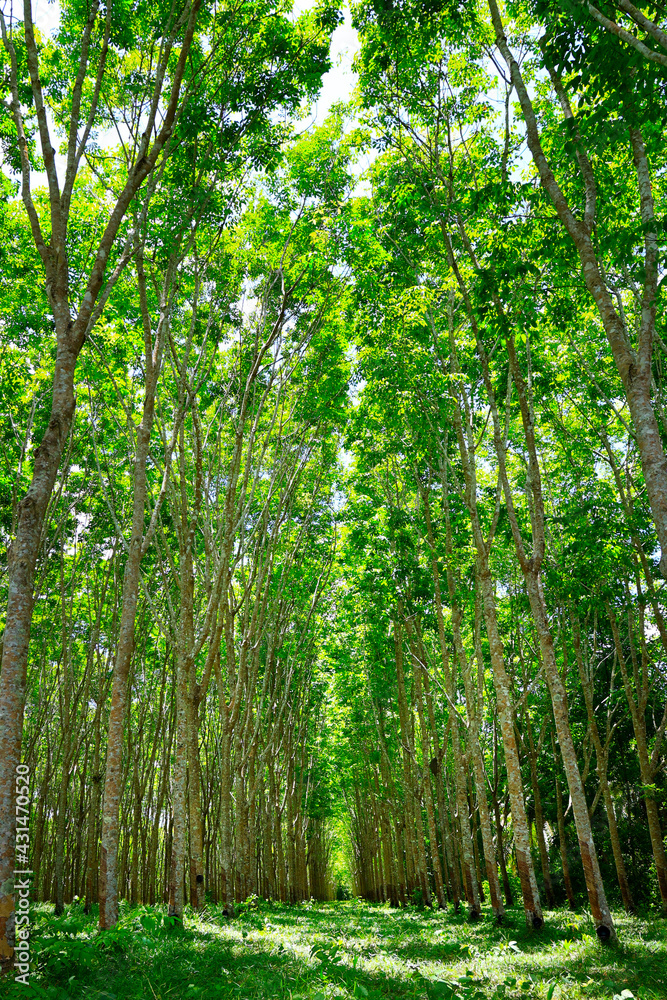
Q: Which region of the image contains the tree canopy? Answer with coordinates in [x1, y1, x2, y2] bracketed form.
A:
[1, 0, 667, 994]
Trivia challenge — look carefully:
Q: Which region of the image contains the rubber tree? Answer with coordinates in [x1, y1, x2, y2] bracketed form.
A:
[0, 0, 208, 965]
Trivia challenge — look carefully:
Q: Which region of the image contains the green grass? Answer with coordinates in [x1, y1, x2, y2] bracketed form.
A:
[1, 900, 666, 1000]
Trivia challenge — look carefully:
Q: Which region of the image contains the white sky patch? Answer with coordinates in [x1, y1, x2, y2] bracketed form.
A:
[311, 4, 360, 121]
[33, 0, 60, 35]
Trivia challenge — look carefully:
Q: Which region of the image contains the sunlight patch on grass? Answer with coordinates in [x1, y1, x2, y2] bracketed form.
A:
[0, 900, 664, 1000]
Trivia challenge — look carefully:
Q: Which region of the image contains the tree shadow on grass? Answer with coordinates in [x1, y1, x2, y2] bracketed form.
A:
[9, 901, 667, 1000]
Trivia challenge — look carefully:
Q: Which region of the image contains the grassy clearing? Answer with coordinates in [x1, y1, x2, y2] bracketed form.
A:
[0, 900, 665, 1000]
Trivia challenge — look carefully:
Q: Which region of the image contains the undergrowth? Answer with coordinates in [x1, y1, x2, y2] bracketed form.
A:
[0, 900, 665, 1000]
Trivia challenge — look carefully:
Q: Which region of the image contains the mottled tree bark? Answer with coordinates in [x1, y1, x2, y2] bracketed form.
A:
[442, 648, 481, 919]
[54, 567, 75, 917]
[436, 274, 542, 929]
[413, 658, 447, 908]
[484, 321, 615, 941]
[522, 711, 556, 909]
[553, 735, 577, 910]
[168, 650, 189, 919]
[424, 684, 460, 909]
[148, 724, 171, 907]
[608, 605, 667, 910]
[393, 622, 421, 901]
[466, 602, 505, 921]
[432, 477, 504, 920]
[488, 0, 667, 579]
[54, 747, 72, 917]
[491, 756, 514, 908]
[187, 689, 205, 909]
[374, 701, 405, 905]
[99, 272, 170, 928]
[571, 613, 635, 912]
[478, 560, 543, 926]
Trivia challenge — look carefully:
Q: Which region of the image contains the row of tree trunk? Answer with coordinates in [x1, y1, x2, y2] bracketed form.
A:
[23, 629, 335, 913]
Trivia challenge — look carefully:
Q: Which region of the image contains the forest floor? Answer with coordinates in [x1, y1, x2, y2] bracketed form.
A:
[0, 899, 666, 1000]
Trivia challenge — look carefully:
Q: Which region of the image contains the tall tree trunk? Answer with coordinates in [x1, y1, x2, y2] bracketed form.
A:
[468, 597, 505, 920]
[84, 703, 102, 914]
[444, 658, 481, 919]
[608, 605, 667, 910]
[168, 652, 188, 919]
[477, 556, 543, 927]
[487, 0, 667, 579]
[553, 737, 577, 910]
[491, 776, 513, 908]
[54, 748, 71, 916]
[218, 715, 234, 913]
[435, 472, 503, 920]
[525, 572, 614, 938]
[413, 660, 446, 908]
[187, 693, 205, 909]
[0, 334, 80, 967]
[148, 744, 170, 907]
[99, 309, 166, 928]
[571, 614, 635, 913]
[483, 318, 615, 941]
[130, 768, 141, 906]
[32, 765, 49, 905]
[424, 687, 460, 910]
[441, 324, 543, 927]
[0, 5, 201, 958]
[524, 714, 556, 909]
[393, 622, 421, 902]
